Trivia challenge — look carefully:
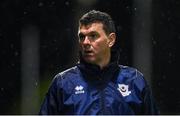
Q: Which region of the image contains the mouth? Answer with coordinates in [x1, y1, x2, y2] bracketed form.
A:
[83, 50, 94, 56]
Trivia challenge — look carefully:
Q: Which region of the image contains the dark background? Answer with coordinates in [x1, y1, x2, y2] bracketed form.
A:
[0, 0, 180, 114]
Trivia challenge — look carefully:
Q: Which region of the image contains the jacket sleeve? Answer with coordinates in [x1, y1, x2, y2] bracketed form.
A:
[132, 69, 160, 114]
[141, 83, 160, 114]
[39, 75, 63, 114]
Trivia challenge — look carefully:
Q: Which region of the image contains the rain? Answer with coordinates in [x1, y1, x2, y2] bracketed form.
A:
[0, 0, 180, 114]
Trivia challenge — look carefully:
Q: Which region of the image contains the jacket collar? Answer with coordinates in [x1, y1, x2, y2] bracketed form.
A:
[77, 51, 120, 88]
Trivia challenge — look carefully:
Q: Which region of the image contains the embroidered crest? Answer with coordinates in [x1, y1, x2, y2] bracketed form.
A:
[117, 84, 131, 97]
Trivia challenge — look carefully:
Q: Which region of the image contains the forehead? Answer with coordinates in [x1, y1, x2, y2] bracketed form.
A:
[78, 22, 104, 34]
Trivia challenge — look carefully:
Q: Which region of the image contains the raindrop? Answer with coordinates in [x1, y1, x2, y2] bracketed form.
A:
[1, 88, 4, 91]
[13, 103, 17, 107]
[51, 1, 55, 5]
[24, 11, 27, 15]
[35, 82, 38, 86]
[77, 0, 97, 6]
[152, 40, 157, 45]
[158, 82, 161, 86]
[10, 44, 14, 49]
[168, 60, 172, 64]
[11, 63, 15, 67]
[15, 51, 19, 56]
[168, 52, 172, 57]
[168, 17, 171, 21]
[162, 75, 166, 79]
[65, 1, 70, 6]
[38, 2, 44, 7]
[134, 7, 137, 11]
[50, 1, 55, 7]
[161, 12, 165, 17]
[170, 87, 175, 91]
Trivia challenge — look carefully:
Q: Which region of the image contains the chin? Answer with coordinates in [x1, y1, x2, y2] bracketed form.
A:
[83, 57, 96, 64]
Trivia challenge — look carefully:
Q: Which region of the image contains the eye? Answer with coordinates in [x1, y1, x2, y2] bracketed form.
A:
[78, 34, 85, 41]
[88, 33, 99, 40]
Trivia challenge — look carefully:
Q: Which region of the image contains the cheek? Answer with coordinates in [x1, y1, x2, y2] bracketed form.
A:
[93, 39, 109, 53]
[79, 43, 83, 50]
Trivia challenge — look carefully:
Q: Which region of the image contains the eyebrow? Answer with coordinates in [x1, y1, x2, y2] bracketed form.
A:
[78, 32, 84, 36]
[78, 31, 98, 36]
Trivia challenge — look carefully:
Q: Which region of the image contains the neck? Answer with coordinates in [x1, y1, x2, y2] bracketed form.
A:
[98, 52, 111, 69]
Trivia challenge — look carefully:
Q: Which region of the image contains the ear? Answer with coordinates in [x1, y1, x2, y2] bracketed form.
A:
[108, 33, 116, 48]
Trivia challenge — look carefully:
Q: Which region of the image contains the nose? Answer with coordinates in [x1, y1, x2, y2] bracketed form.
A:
[81, 37, 91, 49]
[82, 36, 90, 45]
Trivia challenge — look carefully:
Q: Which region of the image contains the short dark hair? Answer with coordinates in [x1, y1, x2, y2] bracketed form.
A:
[79, 10, 116, 35]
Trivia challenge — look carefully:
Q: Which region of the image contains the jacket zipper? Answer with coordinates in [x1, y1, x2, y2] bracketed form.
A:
[98, 74, 106, 114]
[98, 70, 108, 114]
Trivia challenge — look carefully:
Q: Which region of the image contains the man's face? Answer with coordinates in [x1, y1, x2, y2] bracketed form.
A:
[78, 22, 112, 65]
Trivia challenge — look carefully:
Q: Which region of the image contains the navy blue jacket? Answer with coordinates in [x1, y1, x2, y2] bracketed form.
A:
[39, 62, 159, 115]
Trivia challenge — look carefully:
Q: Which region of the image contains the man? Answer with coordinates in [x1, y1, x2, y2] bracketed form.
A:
[39, 10, 159, 115]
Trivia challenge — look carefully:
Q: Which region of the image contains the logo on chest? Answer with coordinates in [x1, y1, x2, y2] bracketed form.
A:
[117, 84, 131, 97]
[74, 85, 85, 94]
